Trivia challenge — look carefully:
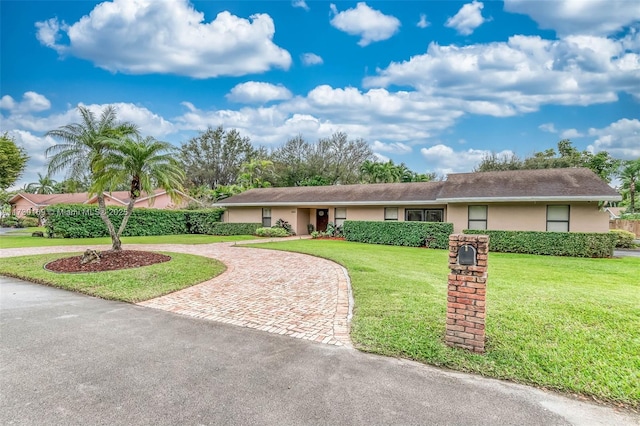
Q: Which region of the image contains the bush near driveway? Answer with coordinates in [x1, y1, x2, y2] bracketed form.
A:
[344, 220, 453, 249]
[610, 229, 636, 248]
[464, 229, 616, 258]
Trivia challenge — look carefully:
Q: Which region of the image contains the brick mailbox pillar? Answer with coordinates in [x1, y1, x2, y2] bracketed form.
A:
[446, 234, 489, 353]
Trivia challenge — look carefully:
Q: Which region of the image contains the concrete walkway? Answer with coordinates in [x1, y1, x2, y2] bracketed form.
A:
[2, 277, 638, 426]
[0, 241, 352, 346]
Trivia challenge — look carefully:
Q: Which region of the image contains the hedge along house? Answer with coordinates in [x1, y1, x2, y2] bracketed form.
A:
[9, 189, 199, 219]
[215, 168, 621, 235]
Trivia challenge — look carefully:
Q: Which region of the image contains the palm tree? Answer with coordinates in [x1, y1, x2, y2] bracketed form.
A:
[620, 159, 640, 213]
[92, 136, 185, 251]
[26, 172, 57, 194]
[46, 106, 139, 180]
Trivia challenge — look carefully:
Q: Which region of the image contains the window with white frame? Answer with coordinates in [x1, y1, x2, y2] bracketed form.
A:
[262, 208, 272, 227]
[468, 205, 488, 230]
[546, 205, 569, 232]
[384, 207, 398, 221]
[405, 209, 443, 222]
[335, 208, 347, 227]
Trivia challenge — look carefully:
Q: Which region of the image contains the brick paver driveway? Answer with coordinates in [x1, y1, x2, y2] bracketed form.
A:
[0, 241, 352, 346]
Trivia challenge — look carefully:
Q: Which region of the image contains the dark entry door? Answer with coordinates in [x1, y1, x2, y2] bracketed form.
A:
[316, 209, 329, 232]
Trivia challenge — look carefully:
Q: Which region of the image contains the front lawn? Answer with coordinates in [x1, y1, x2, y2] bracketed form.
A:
[0, 252, 225, 302]
[250, 239, 640, 408]
[0, 232, 257, 249]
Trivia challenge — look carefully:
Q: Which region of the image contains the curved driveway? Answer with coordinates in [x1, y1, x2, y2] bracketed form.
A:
[0, 241, 352, 346]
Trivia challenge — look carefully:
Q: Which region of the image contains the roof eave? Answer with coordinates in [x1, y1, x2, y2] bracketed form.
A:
[439, 195, 622, 203]
[215, 200, 443, 207]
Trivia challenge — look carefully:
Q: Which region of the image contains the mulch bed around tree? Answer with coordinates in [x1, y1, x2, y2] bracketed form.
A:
[45, 250, 171, 273]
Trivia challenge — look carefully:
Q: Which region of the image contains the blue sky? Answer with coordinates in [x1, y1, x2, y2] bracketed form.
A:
[1, 0, 639, 188]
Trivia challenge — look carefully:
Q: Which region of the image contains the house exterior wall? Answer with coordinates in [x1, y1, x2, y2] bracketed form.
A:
[224, 207, 262, 223]
[11, 198, 38, 218]
[449, 202, 609, 233]
[297, 208, 311, 235]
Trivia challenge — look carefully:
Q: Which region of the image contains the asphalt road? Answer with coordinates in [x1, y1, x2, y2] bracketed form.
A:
[1, 277, 637, 426]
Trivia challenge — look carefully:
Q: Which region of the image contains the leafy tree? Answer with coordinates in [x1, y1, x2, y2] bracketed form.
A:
[475, 140, 620, 183]
[238, 159, 275, 189]
[93, 136, 185, 251]
[360, 159, 434, 183]
[52, 178, 89, 193]
[620, 159, 640, 213]
[0, 133, 29, 190]
[26, 173, 57, 194]
[269, 133, 373, 186]
[180, 126, 257, 188]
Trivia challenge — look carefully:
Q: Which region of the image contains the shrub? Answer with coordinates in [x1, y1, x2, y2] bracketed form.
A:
[203, 222, 261, 236]
[0, 215, 19, 227]
[274, 218, 295, 235]
[254, 227, 289, 237]
[464, 229, 616, 258]
[185, 209, 225, 234]
[343, 221, 453, 249]
[610, 229, 636, 249]
[310, 231, 320, 239]
[19, 217, 39, 227]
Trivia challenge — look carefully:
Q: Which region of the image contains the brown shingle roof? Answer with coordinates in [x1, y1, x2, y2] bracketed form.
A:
[218, 181, 446, 206]
[437, 168, 620, 200]
[217, 168, 620, 206]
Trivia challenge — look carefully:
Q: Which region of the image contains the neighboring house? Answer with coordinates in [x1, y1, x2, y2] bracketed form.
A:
[605, 207, 624, 220]
[215, 168, 621, 235]
[10, 189, 199, 218]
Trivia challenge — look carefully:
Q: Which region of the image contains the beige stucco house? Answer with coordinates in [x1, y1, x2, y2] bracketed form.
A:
[215, 168, 621, 235]
[10, 189, 198, 218]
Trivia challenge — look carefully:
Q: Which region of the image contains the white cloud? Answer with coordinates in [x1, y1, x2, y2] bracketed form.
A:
[588, 118, 640, 159]
[420, 144, 515, 175]
[371, 140, 412, 154]
[373, 152, 390, 162]
[445, 1, 486, 36]
[559, 128, 584, 139]
[504, 0, 640, 36]
[539, 123, 557, 133]
[0, 92, 51, 113]
[301, 53, 324, 66]
[226, 82, 293, 104]
[363, 35, 640, 114]
[35, 0, 291, 78]
[329, 2, 401, 47]
[1, 100, 175, 138]
[292, 0, 309, 11]
[417, 14, 430, 29]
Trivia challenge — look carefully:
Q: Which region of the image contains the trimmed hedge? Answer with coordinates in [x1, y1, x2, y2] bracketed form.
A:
[185, 209, 226, 234]
[343, 220, 453, 249]
[254, 227, 289, 237]
[201, 222, 261, 236]
[610, 229, 635, 249]
[464, 229, 616, 258]
[44, 204, 189, 238]
[43, 204, 229, 238]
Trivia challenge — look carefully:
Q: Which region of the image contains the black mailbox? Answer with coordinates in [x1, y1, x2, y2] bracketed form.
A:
[457, 244, 477, 266]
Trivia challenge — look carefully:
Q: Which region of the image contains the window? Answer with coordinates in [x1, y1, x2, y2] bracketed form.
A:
[468, 205, 488, 230]
[547, 205, 569, 232]
[384, 207, 398, 221]
[405, 209, 444, 222]
[335, 208, 347, 227]
[262, 208, 272, 227]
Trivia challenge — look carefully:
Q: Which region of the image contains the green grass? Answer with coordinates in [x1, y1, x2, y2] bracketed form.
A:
[0, 232, 257, 249]
[249, 239, 640, 408]
[0, 252, 225, 302]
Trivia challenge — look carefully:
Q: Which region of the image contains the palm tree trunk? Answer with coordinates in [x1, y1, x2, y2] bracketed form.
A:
[630, 177, 636, 213]
[96, 193, 122, 251]
[115, 199, 137, 246]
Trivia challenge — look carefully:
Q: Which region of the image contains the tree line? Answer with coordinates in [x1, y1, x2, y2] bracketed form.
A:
[1, 110, 638, 216]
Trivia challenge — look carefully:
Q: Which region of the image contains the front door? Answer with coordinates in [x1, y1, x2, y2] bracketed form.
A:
[316, 209, 329, 232]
